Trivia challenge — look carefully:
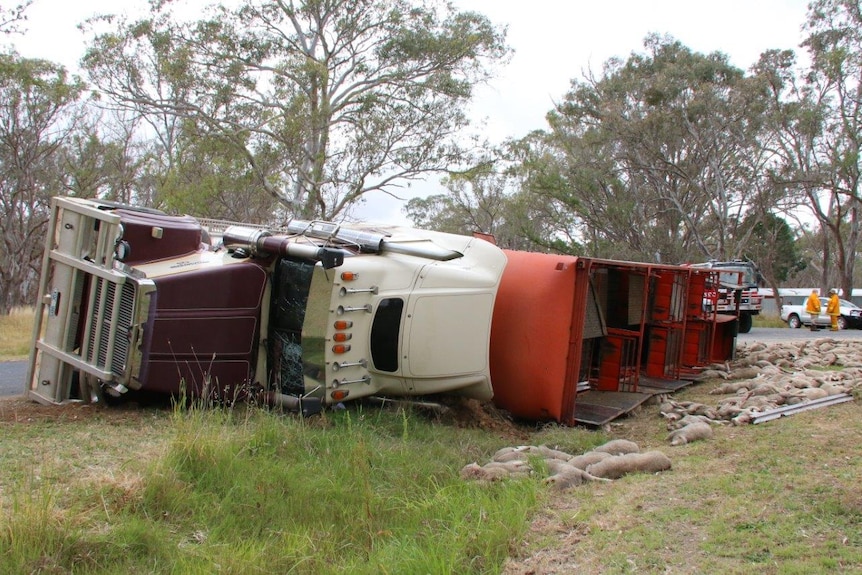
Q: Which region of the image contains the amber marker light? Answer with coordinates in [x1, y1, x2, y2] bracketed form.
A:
[333, 332, 352, 342]
[331, 389, 350, 401]
[333, 320, 353, 330]
[332, 344, 351, 354]
[341, 271, 358, 281]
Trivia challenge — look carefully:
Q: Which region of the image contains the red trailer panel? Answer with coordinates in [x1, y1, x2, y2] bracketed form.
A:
[489, 251, 589, 424]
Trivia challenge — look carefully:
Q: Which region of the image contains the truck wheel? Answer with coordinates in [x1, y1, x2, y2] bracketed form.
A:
[738, 313, 753, 333]
[787, 314, 802, 329]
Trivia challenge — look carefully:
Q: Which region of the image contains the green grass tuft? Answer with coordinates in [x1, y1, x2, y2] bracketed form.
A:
[1, 404, 541, 574]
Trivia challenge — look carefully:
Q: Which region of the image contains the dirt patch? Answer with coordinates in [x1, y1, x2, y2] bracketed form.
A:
[431, 397, 533, 441]
[1, 394, 530, 441]
[0, 395, 168, 425]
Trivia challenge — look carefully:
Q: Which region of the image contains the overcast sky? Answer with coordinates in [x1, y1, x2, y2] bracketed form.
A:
[12, 0, 812, 224]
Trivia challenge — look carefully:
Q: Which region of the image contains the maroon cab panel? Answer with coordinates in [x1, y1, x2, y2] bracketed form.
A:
[140, 262, 268, 396]
[117, 209, 203, 265]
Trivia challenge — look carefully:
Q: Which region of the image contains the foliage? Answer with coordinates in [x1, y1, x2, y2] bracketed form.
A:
[0, 52, 85, 313]
[758, 0, 862, 295]
[403, 146, 542, 250]
[0, 1, 31, 35]
[742, 213, 806, 303]
[159, 123, 284, 223]
[82, 0, 511, 220]
[518, 35, 777, 263]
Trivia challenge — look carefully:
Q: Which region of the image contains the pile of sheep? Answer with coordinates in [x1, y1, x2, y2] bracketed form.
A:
[460, 439, 671, 490]
[461, 339, 862, 488]
[662, 338, 861, 428]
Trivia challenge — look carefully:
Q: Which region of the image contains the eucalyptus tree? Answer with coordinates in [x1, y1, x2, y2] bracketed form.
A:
[0, 53, 85, 313]
[521, 35, 775, 264]
[159, 123, 284, 223]
[82, 0, 509, 220]
[403, 147, 541, 251]
[0, 1, 31, 35]
[740, 212, 806, 306]
[789, 0, 862, 297]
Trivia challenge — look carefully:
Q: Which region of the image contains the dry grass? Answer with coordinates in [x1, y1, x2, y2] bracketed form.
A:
[0, 307, 35, 361]
[504, 383, 862, 574]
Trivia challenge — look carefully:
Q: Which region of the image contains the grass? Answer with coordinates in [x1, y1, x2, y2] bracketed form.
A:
[0, 307, 35, 361]
[0, 401, 545, 574]
[509, 384, 862, 574]
[4, 309, 862, 571]
[3, 392, 862, 574]
[754, 313, 787, 328]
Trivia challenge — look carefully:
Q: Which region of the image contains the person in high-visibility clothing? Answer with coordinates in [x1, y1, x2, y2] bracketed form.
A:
[826, 289, 841, 331]
[805, 289, 821, 331]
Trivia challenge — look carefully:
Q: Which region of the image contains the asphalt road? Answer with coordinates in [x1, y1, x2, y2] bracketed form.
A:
[0, 359, 28, 398]
[3, 327, 862, 398]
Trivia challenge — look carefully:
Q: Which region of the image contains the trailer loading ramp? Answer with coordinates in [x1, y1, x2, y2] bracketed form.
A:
[572, 373, 699, 425]
[573, 390, 655, 426]
[637, 375, 696, 393]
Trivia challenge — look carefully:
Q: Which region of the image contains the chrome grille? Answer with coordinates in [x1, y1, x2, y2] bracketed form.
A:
[84, 278, 136, 377]
[113, 283, 135, 374]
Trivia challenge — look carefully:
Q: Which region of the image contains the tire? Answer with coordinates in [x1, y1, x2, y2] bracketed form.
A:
[787, 314, 802, 329]
[838, 316, 848, 330]
[738, 313, 753, 334]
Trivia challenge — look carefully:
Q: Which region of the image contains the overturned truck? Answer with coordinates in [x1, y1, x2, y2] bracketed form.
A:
[27, 197, 738, 425]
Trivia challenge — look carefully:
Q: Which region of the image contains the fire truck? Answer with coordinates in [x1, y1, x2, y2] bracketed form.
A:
[689, 260, 763, 334]
[26, 197, 737, 425]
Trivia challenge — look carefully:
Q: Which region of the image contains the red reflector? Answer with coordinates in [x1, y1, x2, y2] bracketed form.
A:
[332, 344, 351, 354]
[333, 332, 352, 342]
[341, 271, 358, 281]
[331, 389, 349, 401]
[333, 320, 353, 330]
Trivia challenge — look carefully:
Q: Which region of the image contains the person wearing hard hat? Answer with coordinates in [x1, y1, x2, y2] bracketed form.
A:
[805, 289, 821, 331]
[826, 289, 841, 331]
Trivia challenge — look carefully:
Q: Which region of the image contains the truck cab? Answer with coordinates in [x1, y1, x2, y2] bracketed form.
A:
[26, 197, 507, 412]
[689, 260, 763, 333]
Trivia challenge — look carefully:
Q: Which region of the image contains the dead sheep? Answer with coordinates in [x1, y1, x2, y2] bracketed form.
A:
[585, 451, 672, 479]
[592, 439, 640, 455]
[668, 414, 723, 431]
[492, 444, 573, 463]
[717, 403, 744, 419]
[732, 410, 755, 425]
[536, 445, 576, 461]
[796, 387, 829, 401]
[750, 383, 783, 397]
[695, 369, 729, 381]
[459, 463, 508, 482]
[740, 395, 777, 411]
[483, 460, 532, 477]
[491, 445, 542, 462]
[667, 421, 713, 446]
[821, 383, 849, 395]
[567, 450, 613, 470]
[725, 367, 761, 381]
[544, 467, 611, 490]
[709, 381, 751, 395]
